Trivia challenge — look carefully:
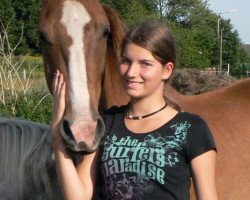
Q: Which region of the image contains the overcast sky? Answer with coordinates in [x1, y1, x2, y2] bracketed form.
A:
[207, 0, 250, 44]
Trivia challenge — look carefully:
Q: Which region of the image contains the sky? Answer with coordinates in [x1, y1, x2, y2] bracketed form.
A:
[207, 0, 250, 44]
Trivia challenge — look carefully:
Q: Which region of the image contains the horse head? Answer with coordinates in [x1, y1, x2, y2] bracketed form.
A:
[38, 0, 127, 153]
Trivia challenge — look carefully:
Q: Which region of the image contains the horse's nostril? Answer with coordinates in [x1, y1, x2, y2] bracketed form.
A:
[63, 120, 75, 141]
[78, 141, 87, 149]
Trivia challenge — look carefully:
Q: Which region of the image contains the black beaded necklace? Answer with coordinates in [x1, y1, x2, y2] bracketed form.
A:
[125, 103, 168, 120]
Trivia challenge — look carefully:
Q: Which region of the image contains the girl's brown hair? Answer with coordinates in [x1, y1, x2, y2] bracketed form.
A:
[122, 21, 177, 67]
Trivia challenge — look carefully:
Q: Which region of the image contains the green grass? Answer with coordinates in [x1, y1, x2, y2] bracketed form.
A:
[0, 55, 44, 77]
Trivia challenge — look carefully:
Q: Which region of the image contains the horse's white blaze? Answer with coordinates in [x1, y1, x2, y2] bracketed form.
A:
[61, 1, 92, 124]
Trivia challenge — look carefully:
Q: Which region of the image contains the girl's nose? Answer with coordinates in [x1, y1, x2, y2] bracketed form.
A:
[126, 63, 139, 77]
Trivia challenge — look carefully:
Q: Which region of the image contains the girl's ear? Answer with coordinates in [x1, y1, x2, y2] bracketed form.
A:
[162, 62, 174, 81]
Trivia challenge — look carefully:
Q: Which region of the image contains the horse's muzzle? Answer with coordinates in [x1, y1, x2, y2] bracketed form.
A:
[60, 116, 105, 153]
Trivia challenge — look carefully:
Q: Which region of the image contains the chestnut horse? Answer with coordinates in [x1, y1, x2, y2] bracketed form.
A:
[0, 0, 249, 199]
[38, 0, 128, 153]
[38, 0, 250, 199]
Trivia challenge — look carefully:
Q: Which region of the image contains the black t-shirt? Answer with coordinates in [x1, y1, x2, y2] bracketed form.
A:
[96, 106, 216, 200]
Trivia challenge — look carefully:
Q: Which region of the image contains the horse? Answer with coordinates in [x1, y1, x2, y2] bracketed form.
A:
[38, 0, 128, 153]
[0, 117, 62, 199]
[0, 0, 249, 199]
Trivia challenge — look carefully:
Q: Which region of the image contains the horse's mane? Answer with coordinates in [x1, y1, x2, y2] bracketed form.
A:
[0, 117, 62, 199]
[101, 5, 129, 108]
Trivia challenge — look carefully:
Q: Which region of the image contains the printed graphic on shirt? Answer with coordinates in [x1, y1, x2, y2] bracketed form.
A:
[101, 121, 191, 199]
[104, 173, 153, 200]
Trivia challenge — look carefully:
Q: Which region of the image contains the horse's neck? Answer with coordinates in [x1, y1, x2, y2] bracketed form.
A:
[164, 84, 206, 114]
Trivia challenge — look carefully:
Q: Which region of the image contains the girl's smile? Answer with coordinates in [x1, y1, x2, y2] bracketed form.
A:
[126, 80, 143, 89]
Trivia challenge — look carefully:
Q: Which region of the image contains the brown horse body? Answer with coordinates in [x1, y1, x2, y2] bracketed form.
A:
[39, 0, 250, 199]
[166, 79, 250, 199]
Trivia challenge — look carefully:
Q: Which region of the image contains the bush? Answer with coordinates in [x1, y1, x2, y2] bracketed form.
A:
[0, 86, 53, 124]
[170, 69, 235, 95]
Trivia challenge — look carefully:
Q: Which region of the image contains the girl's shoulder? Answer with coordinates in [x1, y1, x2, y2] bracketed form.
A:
[178, 112, 216, 162]
[177, 111, 208, 126]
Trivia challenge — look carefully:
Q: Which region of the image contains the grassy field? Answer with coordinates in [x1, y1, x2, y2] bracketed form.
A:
[0, 55, 53, 124]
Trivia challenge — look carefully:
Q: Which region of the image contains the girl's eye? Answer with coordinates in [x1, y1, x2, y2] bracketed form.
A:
[141, 62, 152, 67]
[120, 58, 131, 65]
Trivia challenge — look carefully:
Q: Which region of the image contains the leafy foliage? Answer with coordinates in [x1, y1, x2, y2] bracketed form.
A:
[101, 0, 160, 25]
[0, 87, 53, 124]
[0, 0, 41, 54]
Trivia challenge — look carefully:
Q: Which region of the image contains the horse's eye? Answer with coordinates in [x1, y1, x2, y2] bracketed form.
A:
[39, 32, 46, 42]
[39, 31, 51, 45]
[103, 27, 110, 38]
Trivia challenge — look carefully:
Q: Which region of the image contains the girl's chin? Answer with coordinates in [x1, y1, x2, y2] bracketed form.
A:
[125, 90, 143, 99]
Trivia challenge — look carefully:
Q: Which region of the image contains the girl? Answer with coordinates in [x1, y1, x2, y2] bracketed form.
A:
[51, 21, 218, 200]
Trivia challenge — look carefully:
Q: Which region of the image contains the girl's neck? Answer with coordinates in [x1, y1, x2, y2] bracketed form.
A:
[128, 96, 166, 116]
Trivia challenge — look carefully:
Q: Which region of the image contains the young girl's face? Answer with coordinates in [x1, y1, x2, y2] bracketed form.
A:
[119, 43, 173, 100]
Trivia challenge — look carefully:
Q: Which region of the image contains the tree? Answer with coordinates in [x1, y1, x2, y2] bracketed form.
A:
[12, 0, 42, 54]
[0, 0, 41, 55]
[174, 26, 216, 69]
[0, 0, 20, 52]
[158, 0, 209, 26]
[100, 0, 160, 25]
[156, 0, 218, 68]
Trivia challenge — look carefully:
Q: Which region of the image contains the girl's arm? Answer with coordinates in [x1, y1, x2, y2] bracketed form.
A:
[191, 150, 218, 200]
[51, 70, 98, 200]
